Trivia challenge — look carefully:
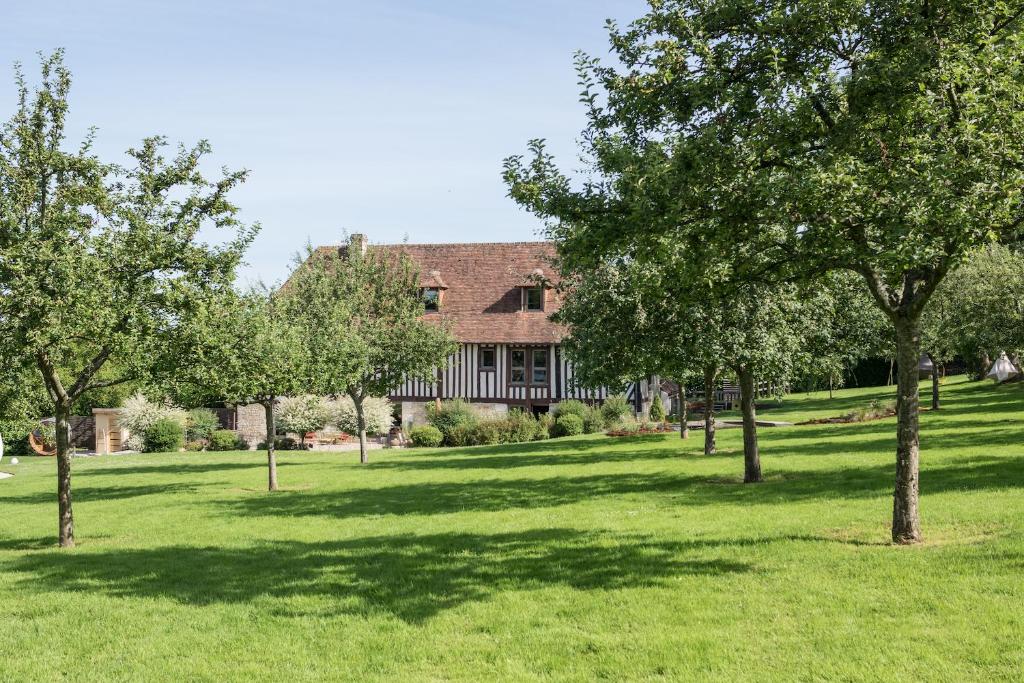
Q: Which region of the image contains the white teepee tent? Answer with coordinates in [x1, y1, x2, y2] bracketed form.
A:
[987, 352, 1020, 383]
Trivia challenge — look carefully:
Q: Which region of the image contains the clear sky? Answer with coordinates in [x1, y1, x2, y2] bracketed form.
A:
[1, 0, 647, 285]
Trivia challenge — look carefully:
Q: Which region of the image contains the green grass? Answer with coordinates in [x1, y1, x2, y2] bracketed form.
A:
[1, 375, 1022, 681]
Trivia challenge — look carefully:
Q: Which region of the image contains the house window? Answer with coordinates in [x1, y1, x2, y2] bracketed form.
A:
[532, 348, 548, 384]
[422, 288, 440, 312]
[510, 348, 527, 385]
[524, 286, 544, 311]
[479, 346, 496, 371]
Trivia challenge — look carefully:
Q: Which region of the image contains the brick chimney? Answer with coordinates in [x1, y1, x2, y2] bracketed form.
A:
[348, 233, 368, 258]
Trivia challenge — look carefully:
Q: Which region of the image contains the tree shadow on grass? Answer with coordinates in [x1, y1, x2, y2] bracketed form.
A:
[216, 454, 1024, 520]
[81, 461, 305, 477]
[376, 443, 705, 472]
[4, 528, 752, 622]
[2, 483, 205, 505]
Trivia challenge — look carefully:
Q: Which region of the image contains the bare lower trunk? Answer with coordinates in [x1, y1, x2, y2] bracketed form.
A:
[264, 400, 278, 492]
[351, 392, 368, 464]
[737, 366, 762, 483]
[55, 403, 74, 548]
[679, 385, 689, 439]
[928, 353, 940, 411]
[893, 318, 923, 544]
[703, 365, 716, 455]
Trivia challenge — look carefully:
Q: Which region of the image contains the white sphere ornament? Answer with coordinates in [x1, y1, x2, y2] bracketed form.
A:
[11, 458, 19, 465]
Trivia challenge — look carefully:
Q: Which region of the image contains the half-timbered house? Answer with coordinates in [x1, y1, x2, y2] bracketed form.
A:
[325, 234, 650, 427]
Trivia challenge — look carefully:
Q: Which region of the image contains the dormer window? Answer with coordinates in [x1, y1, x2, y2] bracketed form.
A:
[523, 286, 544, 312]
[422, 288, 440, 312]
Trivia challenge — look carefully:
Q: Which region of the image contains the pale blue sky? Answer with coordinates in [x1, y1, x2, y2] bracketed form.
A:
[1, 0, 646, 285]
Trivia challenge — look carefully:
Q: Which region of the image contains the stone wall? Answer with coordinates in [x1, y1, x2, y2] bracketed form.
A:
[400, 400, 509, 429]
[235, 404, 267, 449]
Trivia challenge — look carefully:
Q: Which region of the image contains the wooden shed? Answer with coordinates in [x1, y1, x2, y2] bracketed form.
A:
[93, 408, 130, 454]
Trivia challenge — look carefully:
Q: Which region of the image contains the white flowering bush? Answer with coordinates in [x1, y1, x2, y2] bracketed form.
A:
[119, 393, 186, 451]
[276, 395, 331, 437]
[329, 396, 394, 436]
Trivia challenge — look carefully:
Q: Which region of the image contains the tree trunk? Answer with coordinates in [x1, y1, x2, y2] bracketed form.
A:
[679, 385, 689, 439]
[703, 365, 716, 455]
[55, 402, 74, 548]
[353, 393, 369, 464]
[892, 317, 923, 544]
[264, 400, 278, 492]
[737, 366, 762, 483]
[928, 353, 940, 411]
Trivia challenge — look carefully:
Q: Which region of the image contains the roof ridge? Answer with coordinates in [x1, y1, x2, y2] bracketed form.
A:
[321, 240, 554, 248]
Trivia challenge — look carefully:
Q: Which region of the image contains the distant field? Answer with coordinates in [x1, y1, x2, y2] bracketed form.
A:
[1, 375, 1022, 681]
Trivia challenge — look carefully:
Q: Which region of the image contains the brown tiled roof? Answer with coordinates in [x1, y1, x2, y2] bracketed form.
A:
[315, 241, 565, 344]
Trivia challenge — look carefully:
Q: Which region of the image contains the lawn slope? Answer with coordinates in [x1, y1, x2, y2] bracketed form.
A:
[1, 375, 1022, 681]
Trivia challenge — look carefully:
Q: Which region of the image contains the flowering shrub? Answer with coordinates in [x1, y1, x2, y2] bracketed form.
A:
[329, 396, 394, 436]
[119, 393, 186, 451]
[276, 395, 330, 438]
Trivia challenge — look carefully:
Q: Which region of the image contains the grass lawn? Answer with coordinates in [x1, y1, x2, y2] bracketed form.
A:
[1, 375, 1022, 681]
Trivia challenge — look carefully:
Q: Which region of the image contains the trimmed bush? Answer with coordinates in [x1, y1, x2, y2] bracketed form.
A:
[582, 406, 605, 434]
[600, 395, 632, 426]
[552, 413, 584, 437]
[184, 440, 206, 452]
[554, 399, 587, 419]
[409, 425, 443, 448]
[186, 408, 220, 442]
[256, 436, 300, 451]
[649, 394, 666, 422]
[143, 418, 184, 453]
[209, 429, 244, 451]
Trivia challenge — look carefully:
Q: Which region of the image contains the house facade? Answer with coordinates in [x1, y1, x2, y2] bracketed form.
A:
[333, 235, 650, 428]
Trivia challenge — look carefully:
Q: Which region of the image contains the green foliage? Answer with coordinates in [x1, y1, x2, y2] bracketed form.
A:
[184, 440, 206, 453]
[408, 425, 443, 448]
[553, 400, 586, 419]
[426, 399, 479, 446]
[471, 421, 502, 446]
[504, 409, 544, 444]
[582, 406, 605, 435]
[284, 240, 458, 462]
[208, 430, 244, 452]
[552, 414, 584, 438]
[186, 408, 220, 443]
[503, 1, 1024, 540]
[924, 244, 1024, 368]
[0, 52, 256, 544]
[649, 394, 665, 422]
[600, 396, 632, 427]
[143, 418, 184, 453]
[0, 377, 1021, 680]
